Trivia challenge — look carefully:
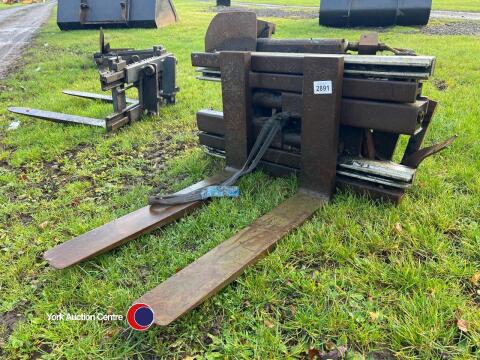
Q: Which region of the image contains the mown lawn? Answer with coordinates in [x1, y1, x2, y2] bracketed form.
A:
[238, 0, 480, 12]
[0, 3, 23, 9]
[0, 0, 479, 359]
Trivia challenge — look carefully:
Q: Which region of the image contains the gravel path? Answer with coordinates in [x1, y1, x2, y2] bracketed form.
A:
[212, 3, 480, 35]
[0, 1, 55, 79]
[430, 10, 480, 21]
[422, 21, 480, 35]
[215, 6, 317, 19]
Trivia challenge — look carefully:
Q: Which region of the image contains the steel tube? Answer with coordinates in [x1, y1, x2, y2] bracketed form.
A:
[256, 38, 348, 54]
[249, 72, 421, 103]
[250, 92, 428, 135]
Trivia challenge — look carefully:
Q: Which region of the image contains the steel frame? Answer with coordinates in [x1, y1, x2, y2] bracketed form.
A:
[133, 52, 344, 325]
[193, 51, 453, 203]
[8, 50, 178, 132]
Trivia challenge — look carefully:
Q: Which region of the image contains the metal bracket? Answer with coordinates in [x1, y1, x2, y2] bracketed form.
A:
[299, 55, 344, 199]
[402, 136, 457, 169]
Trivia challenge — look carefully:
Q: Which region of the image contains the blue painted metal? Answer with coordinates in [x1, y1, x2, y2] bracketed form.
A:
[201, 186, 240, 200]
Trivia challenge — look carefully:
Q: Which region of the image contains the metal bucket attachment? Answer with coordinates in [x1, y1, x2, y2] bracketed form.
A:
[319, 0, 432, 28]
[57, 0, 178, 30]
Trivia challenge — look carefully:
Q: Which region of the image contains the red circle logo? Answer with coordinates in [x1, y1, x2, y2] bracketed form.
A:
[127, 303, 154, 331]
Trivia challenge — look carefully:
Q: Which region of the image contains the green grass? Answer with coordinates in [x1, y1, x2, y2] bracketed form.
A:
[0, 3, 24, 9]
[237, 0, 480, 12]
[433, 0, 480, 12]
[1, 0, 479, 359]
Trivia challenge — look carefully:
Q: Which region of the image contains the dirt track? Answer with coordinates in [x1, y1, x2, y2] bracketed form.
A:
[0, 1, 54, 79]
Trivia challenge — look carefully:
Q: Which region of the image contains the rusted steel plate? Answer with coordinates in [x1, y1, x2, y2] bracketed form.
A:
[198, 114, 292, 151]
[191, 52, 219, 69]
[199, 96, 428, 135]
[198, 133, 434, 189]
[336, 176, 404, 204]
[257, 161, 299, 178]
[135, 192, 326, 326]
[402, 100, 437, 163]
[192, 52, 435, 80]
[205, 12, 258, 52]
[199, 133, 226, 151]
[402, 136, 456, 169]
[198, 129, 288, 152]
[197, 110, 224, 135]
[44, 171, 233, 269]
[340, 98, 429, 135]
[249, 72, 303, 93]
[220, 52, 253, 170]
[251, 54, 304, 75]
[372, 132, 399, 161]
[256, 38, 347, 54]
[300, 55, 344, 198]
[251, 53, 435, 79]
[342, 78, 420, 103]
[261, 147, 299, 168]
[249, 73, 420, 102]
[257, 94, 429, 135]
[156, 0, 179, 27]
[202, 147, 406, 203]
[256, 19, 276, 38]
[357, 33, 379, 55]
[200, 132, 299, 168]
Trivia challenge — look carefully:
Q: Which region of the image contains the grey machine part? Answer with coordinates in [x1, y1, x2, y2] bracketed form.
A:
[94, 29, 167, 70]
[9, 52, 178, 132]
[57, 0, 178, 30]
[319, 0, 432, 28]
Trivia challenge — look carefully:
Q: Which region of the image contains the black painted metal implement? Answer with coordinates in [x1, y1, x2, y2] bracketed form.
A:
[319, 0, 432, 28]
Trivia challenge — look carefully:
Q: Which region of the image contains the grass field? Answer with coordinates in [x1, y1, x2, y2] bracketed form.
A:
[238, 0, 480, 12]
[0, 3, 23, 9]
[1, 0, 479, 359]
